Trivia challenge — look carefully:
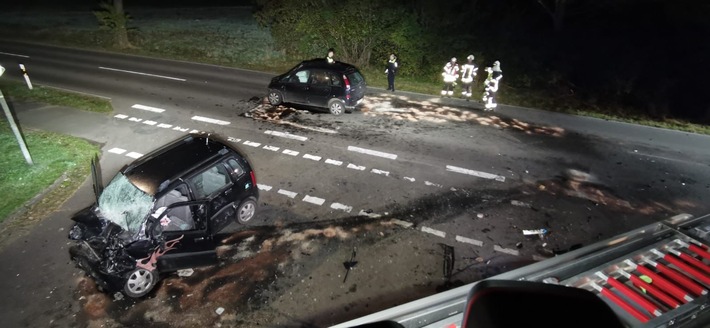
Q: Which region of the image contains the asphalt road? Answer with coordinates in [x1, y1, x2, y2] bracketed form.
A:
[1, 41, 709, 327]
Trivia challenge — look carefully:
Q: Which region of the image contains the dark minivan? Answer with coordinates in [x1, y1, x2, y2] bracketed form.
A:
[267, 58, 367, 115]
[68, 133, 258, 298]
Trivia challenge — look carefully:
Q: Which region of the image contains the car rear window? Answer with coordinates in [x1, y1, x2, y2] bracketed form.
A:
[346, 71, 365, 85]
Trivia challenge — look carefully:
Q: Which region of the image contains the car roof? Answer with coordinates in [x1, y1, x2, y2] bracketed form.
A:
[120, 133, 238, 196]
[296, 58, 359, 73]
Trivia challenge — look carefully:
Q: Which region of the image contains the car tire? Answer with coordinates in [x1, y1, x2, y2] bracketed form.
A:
[328, 99, 345, 115]
[235, 197, 257, 224]
[268, 90, 283, 106]
[123, 267, 158, 298]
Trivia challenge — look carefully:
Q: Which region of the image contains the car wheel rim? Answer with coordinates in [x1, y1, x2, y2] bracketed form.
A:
[330, 103, 343, 115]
[239, 202, 255, 222]
[269, 93, 280, 104]
[127, 269, 153, 294]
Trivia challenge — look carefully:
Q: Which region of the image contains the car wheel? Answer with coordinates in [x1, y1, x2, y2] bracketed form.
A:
[123, 268, 157, 298]
[268, 90, 283, 106]
[328, 99, 345, 115]
[235, 197, 257, 224]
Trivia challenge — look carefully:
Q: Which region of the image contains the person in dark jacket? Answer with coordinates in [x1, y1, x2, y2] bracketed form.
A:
[385, 53, 399, 92]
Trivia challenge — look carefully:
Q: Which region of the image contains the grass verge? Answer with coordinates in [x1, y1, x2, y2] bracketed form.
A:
[0, 120, 99, 223]
[0, 80, 112, 113]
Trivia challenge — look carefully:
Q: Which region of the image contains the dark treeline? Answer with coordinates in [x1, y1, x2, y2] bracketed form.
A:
[255, 0, 710, 123]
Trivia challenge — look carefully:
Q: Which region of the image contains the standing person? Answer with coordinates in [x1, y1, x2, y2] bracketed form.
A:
[441, 57, 459, 97]
[482, 60, 503, 110]
[385, 53, 399, 92]
[326, 48, 335, 64]
[460, 55, 478, 99]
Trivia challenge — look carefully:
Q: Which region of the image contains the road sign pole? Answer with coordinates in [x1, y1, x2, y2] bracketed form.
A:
[0, 64, 34, 165]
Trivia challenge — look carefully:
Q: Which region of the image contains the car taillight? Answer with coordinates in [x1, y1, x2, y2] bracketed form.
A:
[250, 171, 257, 186]
[344, 75, 351, 100]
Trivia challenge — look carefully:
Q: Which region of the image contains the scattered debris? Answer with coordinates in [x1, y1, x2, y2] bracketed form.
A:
[516, 242, 523, 249]
[215, 307, 225, 315]
[342, 247, 358, 283]
[177, 268, 194, 277]
[522, 228, 548, 237]
[439, 243, 455, 281]
[113, 292, 124, 301]
[476, 213, 484, 219]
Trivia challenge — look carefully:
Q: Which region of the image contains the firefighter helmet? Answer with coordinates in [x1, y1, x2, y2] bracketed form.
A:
[467, 55, 474, 61]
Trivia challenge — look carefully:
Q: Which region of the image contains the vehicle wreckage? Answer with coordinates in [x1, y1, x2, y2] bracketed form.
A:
[68, 133, 259, 298]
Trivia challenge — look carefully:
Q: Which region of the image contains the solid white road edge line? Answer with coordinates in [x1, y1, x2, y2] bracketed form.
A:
[191, 116, 230, 125]
[132, 104, 166, 113]
[446, 165, 506, 182]
[0, 51, 30, 58]
[99, 66, 187, 81]
[265, 130, 308, 141]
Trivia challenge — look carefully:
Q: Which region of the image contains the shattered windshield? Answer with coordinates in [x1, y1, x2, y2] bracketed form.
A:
[98, 173, 153, 234]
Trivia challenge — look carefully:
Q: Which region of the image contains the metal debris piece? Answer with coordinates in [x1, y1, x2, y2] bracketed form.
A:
[215, 307, 225, 315]
[516, 242, 523, 249]
[522, 228, 548, 237]
[177, 268, 194, 277]
[439, 243, 455, 281]
[343, 247, 358, 283]
[476, 213, 484, 219]
[113, 292, 124, 301]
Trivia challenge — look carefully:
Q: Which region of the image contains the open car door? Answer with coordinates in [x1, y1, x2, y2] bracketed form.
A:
[90, 154, 103, 203]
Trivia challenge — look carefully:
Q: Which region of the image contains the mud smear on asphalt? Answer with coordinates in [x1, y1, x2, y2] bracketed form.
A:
[73, 217, 402, 327]
[243, 102, 341, 134]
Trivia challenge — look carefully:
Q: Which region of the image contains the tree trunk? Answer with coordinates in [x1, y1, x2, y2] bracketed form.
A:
[114, 0, 131, 49]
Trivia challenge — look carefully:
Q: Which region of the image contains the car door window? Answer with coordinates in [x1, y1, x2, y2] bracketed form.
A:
[154, 186, 195, 232]
[327, 71, 342, 87]
[310, 70, 330, 86]
[189, 164, 231, 199]
[291, 70, 310, 84]
[226, 158, 245, 178]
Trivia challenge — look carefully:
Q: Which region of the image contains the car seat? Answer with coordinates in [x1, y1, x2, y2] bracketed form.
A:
[156, 190, 194, 231]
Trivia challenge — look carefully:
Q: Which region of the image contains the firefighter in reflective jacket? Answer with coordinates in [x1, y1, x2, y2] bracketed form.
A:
[482, 61, 502, 110]
[460, 55, 477, 99]
[441, 57, 459, 96]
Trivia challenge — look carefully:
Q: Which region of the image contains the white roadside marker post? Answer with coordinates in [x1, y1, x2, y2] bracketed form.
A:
[0, 65, 34, 165]
[19, 64, 32, 89]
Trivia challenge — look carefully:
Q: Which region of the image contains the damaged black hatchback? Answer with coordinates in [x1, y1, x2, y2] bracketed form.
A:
[68, 133, 259, 298]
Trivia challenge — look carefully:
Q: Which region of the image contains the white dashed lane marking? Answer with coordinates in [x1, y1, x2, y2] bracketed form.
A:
[456, 235, 483, 247]
[132, 104, 166, 113]
[348, 146, 398, 160]
[143, 120, 158, 126]
[243, 141, 261, 147]
[325, 159, 343, 166]
[128, 117, 142, 122]
[303, 154, 322, 161]
[257, 184, 273, 191]
[263, 145, 280, 151]
[330, 203, 353, 213]
[191, 115, 230, 126]
[371, 169, 389, 177]
[114, 114, 128, 119]
[493, 245, 520, 256]
[108, 147, 126, 154]
[277, 189, 298, 198]
[125, 152, 143, 159]
[157, 123, 173, 128]
[404, 177, 416, 182]
[265, 130, 308, 141]
[283, 149, 299, 156]
[303, 195, 326, 206]
[421, 226, 446, 238]
[446, 165, 506, 182]
[425, 181, 443, 188]
[347, 163, 366, 171]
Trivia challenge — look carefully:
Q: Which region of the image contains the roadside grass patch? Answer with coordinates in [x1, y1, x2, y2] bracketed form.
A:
[0, 80, 112, 113]
[0, 120, 99, 223]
